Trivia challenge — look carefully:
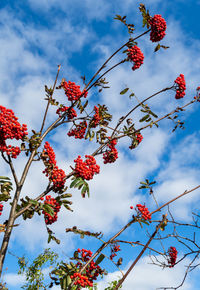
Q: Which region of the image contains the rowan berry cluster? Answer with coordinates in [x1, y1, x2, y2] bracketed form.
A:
[61, 80, 88, 102]
[56, 106, 77, 119]
[168, 246, 178, 267]
[42, 142, 66, 192]
[90, 106, 101, 128]
[149, 14, 167, 42]
[103, 139, 118, 164]
[136, 204, 151, 220]
[67, 121, 87, 139]
[174, 74, 186, 99]
[110, 244, 120, 260]
[41, 195, 61, 225]
[70, 272, 93, 288]
[74, 155, 100, 180]
[0, 203, 3, 216]
[129, 133, 143, 149]
[127, 45, 144, 71]
[194, 86, 200, 102]
[71, 248, 104, 288]
[0, 106, 28, 158]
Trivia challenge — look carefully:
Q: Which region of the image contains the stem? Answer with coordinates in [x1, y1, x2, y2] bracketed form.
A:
[114, 216, 166, 290]
[111, 86, 173, 138]
[0, 66, 61, 277]
[39, 65, 61, 135]
[84, 29, 151, 91]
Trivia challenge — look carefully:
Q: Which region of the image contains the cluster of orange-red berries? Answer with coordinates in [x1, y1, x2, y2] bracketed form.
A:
[0, 106, 28, 158]
[71, 248, 104, 288]
[103, 138, 118, 164]
[149, 14, 167, 42]
[174, 74, 186, 99]
[74, 155, 100, 180]
[129, 133, 143, 150]
[67, 121, 87, 139]
[194, 86, 200, 102]
[136, 204, 152, 220]
[56, 106, 77, 119]
[41, 195, 61, 225]
[168, 246, 178, 267]
[0, 203, 3, 216]
[127, 45, 144, 71]
[110, 244, 120, 260]
[90, 106, 101, 128]
[61, 80, 88, 102]
[42, 142, 66, 192]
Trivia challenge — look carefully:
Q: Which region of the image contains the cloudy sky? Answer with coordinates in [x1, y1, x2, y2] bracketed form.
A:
[0, 0, 200, 289]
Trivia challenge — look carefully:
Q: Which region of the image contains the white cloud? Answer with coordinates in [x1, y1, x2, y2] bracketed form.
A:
[98, 256, 193, 290]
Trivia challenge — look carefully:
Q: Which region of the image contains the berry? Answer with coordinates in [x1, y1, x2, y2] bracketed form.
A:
[174, 74, 186, 99]
[168, 246, 178, 267]
[0, 106, 28, 158]
[42, 195, 61, 225]
[56, 106, 77, 120]
[70, 248, 105, 288]
[0, 203, 3, 216]
[90, 106, 101, 128]
[130, 206, 133, 210]
[127, 45, 144, 71]
[60, 80, 88, 102]
[74, 155, 100, 180]
[129, 133, 143, 149]
[41, 142, 66, 192]
[136, 204, 151, 220]
[103, 138, 118, 164]
[67, 121, 87, 139]
[149, 15, 167, 42]
[110, 244, 120, 260]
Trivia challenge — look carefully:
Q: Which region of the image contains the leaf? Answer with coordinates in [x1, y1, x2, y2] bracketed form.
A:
[95, 254, 105, 265]
[139, 114, 150, 122]
[149, 111, 158, 118]
[154, 43, 161, 52]
[129, 93, 135, 99]
[70, 177, 81, 188]
[120, 88, 129, 95]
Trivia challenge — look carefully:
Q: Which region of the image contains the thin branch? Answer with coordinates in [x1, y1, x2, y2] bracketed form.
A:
[114, 215, 167, 290]
[39, 65, 61, 135]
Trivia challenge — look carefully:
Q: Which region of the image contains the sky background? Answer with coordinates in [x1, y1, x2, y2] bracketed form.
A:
[0, 0, 200, 289]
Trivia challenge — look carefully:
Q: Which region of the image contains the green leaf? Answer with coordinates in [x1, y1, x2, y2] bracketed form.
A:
[149, 111, 158, 118]
[154, 43, 161, 52]
[120, 88, 129, 95]
[70, 177, 81, 188]
[129, 93, 135, 99]
[139, 114, 150, 122]
[95, 254, 105, 265]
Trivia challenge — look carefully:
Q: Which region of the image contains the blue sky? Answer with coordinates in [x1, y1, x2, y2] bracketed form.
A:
[0, 0, 200, 289]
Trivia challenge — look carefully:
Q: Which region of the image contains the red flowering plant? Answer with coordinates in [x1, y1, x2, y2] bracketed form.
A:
[0, 3, 200, 290]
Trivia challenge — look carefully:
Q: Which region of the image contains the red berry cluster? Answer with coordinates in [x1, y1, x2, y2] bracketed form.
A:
[149, 14, 167, 42]
[127, 45, 144, 71]
[0, 106, 28, 158]
[71, 248, 104, 288]
[42, 142, 66, 192]
[56, 106, 77, 120]
[194, 86, 200, 102]
[70, 272, 93, 288]
[67, 121, 87, 139]
[103, 139, 118, 164]
[110, 244, 120, 260]
[136, 204, 151, 220]
[74, 155, 100, 180]
[174, 74, 186, 99]
[42, 195, 61, 225]
[168, 246, 178, 267]
[61, 81, 88, 102]
[129, 133, 143, 149]
[90, 106, 101, 128]
[0, 203, 3, 216]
